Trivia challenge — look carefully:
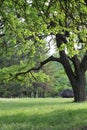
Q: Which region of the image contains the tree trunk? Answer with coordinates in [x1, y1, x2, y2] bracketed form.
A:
[58, 51, 86, 102]
[73, 84, 86, 102]
[72, 73, 86, 102]
[55, 33, 87, 102]
[61, 54, 86, 102]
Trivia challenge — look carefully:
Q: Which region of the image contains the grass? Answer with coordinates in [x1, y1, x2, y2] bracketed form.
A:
[0, 98, 87, 130]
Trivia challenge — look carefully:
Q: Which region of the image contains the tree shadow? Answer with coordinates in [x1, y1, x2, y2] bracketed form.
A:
[0, 107, 87, 130]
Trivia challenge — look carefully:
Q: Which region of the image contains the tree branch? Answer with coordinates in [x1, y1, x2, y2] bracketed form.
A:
[80, 52, 87, 73]
[70, 55, 80, 75]
[11, 56, 61, 80]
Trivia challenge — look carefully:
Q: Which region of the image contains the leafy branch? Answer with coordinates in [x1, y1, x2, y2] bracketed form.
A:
[10, 56, 61, 80]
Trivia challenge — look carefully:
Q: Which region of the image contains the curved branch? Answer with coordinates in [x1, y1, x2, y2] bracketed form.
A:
[11, 56, 61, 80]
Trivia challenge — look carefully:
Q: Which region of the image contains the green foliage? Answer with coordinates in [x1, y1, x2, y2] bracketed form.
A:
[0, 0, 87, 98]
[43, 62, 71, 96]
[1, 0, 87, 57]
[0, 0, 87, 68]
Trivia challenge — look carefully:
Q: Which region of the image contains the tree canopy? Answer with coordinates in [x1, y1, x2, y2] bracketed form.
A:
[0, 0, 87, 101]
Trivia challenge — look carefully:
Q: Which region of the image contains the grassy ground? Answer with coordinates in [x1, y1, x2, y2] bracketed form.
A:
[0, 98, 87, 130]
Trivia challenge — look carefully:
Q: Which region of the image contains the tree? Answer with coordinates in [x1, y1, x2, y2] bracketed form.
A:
[0, 0, 87, 102]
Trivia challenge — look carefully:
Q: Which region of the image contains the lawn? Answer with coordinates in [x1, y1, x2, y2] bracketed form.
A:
[0, 98, 87, 130]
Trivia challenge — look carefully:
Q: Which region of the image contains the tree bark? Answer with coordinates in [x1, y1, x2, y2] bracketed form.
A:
[72, 73, 86, 102]
[56, 33, 86, 102]
[63, 65, 86, 102]
[69, 56, 86, 102]
[60, 51, 86, 102]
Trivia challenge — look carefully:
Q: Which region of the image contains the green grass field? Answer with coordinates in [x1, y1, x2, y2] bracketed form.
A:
[0, 98, 87, 130]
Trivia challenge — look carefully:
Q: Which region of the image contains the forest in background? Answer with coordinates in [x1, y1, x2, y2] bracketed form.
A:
[0, 54, 71, 98]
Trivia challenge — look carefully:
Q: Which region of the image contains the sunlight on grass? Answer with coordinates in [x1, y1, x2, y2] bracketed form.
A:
[0, 98, 87, 130]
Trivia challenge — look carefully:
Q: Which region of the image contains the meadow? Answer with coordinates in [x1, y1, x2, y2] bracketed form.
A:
[0, 98, 87, 130]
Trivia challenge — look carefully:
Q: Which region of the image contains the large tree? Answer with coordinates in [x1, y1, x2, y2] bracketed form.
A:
[0, 0, 87, 102]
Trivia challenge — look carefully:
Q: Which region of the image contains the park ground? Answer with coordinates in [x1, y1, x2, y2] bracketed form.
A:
[0, 98, 87, 130]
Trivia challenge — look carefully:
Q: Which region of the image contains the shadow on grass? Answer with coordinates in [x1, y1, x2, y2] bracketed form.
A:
[0, 108, 87, 130]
